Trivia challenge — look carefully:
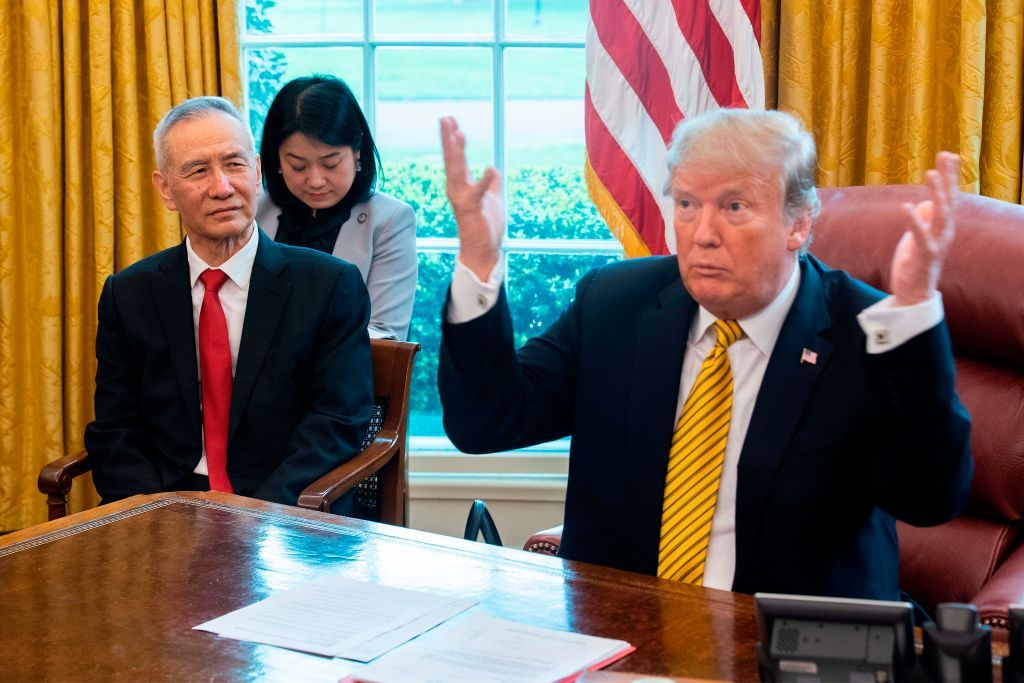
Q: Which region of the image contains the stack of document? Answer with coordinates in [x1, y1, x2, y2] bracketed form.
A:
[196, 574, 635, 682]
[194, 574, 476, 662]
[345, 613, 634, 683]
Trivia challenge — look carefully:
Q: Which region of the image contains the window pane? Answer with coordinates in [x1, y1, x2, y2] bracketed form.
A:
[408, 251, 455, 437]
[505, 0, 587, 39]
[245, 0, 363, 36]
[506, 253, 621, 349]
[505, 49, 607, 240]
[246, 47, 363, 143]
[375, 0, 493, 36]
[376, 47, 494, 237]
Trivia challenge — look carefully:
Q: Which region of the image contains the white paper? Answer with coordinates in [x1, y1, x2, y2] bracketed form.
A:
[350, 614, 633, 683]
[194, 574, 476, 659]
[335, 599, 477, 662]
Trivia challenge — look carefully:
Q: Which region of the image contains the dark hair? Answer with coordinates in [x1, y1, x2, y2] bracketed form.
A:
[260, 75, 381, 209]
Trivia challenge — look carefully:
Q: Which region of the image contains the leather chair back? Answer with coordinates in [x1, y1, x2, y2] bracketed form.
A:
[812, 185, 1024, 622]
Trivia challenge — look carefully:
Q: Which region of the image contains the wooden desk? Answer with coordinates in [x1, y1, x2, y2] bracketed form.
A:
[0, 492, 758, 681]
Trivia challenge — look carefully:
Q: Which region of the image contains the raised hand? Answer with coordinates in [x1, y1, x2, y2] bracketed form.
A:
[890, 151, 960, 306]
[440, 116, 504, 281]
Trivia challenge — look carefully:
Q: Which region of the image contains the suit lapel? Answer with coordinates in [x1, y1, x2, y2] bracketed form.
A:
[627, 274, 697, 570]
[152, 243, 202, 436]
[229, 230, 292, 442]
[733, 257, 834, 580]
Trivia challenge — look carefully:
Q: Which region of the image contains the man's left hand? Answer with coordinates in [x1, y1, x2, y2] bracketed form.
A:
[890, 151, 959, 306]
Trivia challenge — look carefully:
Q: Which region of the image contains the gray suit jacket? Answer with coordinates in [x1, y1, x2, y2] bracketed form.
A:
[257, 192, 417, 340]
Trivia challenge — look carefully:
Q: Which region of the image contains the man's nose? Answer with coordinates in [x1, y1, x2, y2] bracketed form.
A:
[691, 210, 721, 247]
[208, 169, 235, 198]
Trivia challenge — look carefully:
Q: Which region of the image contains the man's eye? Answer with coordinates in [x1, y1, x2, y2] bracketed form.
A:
[728, 201, 745, 212]
[678, 199, 691, 209]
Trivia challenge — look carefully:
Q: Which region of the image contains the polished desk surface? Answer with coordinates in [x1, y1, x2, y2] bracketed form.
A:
[0, 492, 757, 681]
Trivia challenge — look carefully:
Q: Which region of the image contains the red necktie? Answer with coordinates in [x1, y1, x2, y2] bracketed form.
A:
[199, 269, 233, 493]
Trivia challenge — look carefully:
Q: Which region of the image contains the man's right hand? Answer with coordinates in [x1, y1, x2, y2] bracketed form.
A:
[440, 116, 503, 281]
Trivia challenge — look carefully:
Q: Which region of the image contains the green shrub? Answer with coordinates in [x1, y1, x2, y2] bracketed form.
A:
[382, 161, 609, 241]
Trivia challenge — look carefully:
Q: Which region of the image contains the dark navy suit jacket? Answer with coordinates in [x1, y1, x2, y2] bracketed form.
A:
[87, 229, 373, 508]
[439, 255, 972, 599]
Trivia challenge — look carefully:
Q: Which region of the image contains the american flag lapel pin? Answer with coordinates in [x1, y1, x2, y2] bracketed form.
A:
[800, 348, 818, 365]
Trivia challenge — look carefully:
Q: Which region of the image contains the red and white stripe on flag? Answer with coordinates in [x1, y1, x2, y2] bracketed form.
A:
[585, 0, 765, 257]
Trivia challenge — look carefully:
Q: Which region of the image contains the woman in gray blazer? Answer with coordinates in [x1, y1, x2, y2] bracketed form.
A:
[257, 75, 417, 340]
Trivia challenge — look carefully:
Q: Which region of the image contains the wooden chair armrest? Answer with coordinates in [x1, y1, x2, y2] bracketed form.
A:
[297, 430, 400, 512]
[38, 449, 94, 497]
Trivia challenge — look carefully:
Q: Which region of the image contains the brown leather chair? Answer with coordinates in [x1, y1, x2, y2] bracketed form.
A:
[524, 185, 1024, 630]
[813, 184, 1024, 628]
[39, 338, 419, 526]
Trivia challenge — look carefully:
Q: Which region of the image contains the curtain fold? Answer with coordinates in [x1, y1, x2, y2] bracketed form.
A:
[0, 0, 239, 530]
[762, 0, 1023, 204]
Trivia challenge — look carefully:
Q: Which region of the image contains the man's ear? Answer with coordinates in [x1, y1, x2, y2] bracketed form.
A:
[254, 153, 262, 192]
[151, 170, 177, 211]
[786, 211, 813, 252]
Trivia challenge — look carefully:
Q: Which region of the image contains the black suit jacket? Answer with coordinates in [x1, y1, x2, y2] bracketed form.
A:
[439, 255, 972, 600]
[86, 229, 373, 508]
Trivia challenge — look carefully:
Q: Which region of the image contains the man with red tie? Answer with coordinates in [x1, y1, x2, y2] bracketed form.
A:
[86, 97, 372, 511]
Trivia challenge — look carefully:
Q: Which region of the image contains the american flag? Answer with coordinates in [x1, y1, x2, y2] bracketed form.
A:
[584, 0, 765, 257]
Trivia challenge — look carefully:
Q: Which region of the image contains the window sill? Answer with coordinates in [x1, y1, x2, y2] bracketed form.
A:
[409, 436, 570, 477]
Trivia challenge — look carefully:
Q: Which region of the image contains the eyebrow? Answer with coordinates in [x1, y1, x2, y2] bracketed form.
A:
[719, 186, 756, 199]
[178, 151, 250, 174]
[284, 150, 343, 162]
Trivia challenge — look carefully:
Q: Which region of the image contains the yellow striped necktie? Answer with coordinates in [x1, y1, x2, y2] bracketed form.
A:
[658, 319, 744, 584]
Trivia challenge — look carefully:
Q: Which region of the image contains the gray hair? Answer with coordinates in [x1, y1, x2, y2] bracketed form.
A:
[153, 96, 253, 171]
[665, 108, 820, 253]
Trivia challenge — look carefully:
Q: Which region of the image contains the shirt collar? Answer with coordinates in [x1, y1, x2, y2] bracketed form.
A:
[185, 226, 259, 290]
[691, 259, 802, 358]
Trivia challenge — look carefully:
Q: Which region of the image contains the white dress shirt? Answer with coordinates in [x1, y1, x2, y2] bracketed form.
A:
[449, 255, 944, 587]
[184, 227, 259, 475]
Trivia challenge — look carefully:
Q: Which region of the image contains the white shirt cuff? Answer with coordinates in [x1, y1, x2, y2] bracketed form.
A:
[857, 293, 944, 354]
[447, 257, 504, 324]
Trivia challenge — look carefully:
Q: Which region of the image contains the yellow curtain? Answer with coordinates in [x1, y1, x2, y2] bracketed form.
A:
[0, 0, 240, 531]
[762, 0, 1024, 203]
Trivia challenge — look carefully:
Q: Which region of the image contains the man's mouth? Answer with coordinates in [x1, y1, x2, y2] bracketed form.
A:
[691, 263, 726, 275]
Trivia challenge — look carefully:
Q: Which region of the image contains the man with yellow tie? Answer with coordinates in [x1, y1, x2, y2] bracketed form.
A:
[436, 108, 972, 601]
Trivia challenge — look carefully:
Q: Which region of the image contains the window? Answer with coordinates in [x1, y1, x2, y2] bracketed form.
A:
[242, 0, 622, 450]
